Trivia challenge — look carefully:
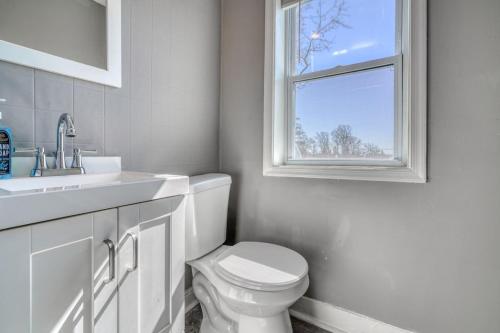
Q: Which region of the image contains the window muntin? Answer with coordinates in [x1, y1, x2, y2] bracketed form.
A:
[285, 0, 403, 166]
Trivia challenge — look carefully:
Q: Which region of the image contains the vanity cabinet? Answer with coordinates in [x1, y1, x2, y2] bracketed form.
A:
[119, 199, 172, 333]
[31, 214, 96, 333]
[0, 196, 186, 333]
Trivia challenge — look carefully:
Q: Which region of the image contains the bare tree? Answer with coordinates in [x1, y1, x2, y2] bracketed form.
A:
[298, 0, 349, 74]
[295, 121, 387, 159]
[362, 143, 386, 158]
[331, 124, 361, 156]
[295, 118, 316, 157]
[315, 131, 332, 155]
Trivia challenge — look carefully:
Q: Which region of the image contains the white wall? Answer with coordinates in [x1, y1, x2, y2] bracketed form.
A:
[219, 0, 500, 332]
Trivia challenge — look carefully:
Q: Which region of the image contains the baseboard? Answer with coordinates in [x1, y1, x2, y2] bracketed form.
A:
[185, 287, 199, 314]
[290, 296, 416, 333]
[185, 288, 414, 333]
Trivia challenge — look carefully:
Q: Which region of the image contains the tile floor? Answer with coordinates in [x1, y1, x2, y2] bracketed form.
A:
[185, 304, 331, 333]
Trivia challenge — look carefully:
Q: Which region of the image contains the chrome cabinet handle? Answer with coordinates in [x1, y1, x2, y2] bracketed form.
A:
[103, 239, 116, 284]
[125, 232, 138, 272]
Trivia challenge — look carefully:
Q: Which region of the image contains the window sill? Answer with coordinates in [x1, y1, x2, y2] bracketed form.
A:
[263, 164, 427, 183]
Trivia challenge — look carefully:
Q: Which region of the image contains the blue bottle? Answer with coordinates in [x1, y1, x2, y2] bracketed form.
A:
[0, 111, 13, 179]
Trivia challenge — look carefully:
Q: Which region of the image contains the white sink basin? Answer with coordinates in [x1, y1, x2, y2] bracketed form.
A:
[0, 172, 153, 193]
[0, 173, 120, 193]
[0, 157, 189, 230]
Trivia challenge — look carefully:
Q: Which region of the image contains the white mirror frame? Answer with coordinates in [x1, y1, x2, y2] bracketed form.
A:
[0, 0, 121, 87]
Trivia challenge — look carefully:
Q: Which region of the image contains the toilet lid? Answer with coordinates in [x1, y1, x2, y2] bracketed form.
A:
[214, 242, 308, 291]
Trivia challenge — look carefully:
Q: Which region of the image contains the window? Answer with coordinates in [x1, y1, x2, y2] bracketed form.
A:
[264, 0, 427, 182]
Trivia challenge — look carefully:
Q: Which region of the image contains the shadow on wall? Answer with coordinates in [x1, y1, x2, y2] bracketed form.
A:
[225, 171, 241, 246]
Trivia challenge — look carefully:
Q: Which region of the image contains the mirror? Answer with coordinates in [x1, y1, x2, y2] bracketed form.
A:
[0, 0, 121, 87]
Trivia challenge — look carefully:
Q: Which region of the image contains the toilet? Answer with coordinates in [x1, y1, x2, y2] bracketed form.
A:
[186, 174, 309, 333]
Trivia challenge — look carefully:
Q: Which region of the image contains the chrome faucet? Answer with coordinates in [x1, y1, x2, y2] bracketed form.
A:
[55, 113, 76, 169]
[19, 112, 95, 177]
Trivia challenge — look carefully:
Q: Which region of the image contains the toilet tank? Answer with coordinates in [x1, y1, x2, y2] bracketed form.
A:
[185, 174, 232, 261]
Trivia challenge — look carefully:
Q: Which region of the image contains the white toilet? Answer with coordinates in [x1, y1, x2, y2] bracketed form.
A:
[186, 174, 309, 333]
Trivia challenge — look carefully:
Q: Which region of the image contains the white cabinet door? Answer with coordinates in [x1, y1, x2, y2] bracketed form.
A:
[139, 199, 172, 333]
[118, 198, 173, 333]
[0, 227, 30, 333]
[29, 209, 118, 333]
[93, 209, 119, 333]
[31, 214, 94, 333]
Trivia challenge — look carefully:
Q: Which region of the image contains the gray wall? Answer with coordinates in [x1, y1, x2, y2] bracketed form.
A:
[0, 0, 220, 175]
[219, 1, 500, 333]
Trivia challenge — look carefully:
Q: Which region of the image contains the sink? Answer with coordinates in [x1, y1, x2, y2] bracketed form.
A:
[0, 173, 120, 193]
[0, 157, 189, 230]
[0, 172, 162, 194]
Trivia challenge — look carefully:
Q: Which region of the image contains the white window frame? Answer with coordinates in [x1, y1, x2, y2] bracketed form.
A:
[263, 0, 427, 183]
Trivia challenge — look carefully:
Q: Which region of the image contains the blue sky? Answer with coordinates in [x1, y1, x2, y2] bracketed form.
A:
[294, 0, 397, 154]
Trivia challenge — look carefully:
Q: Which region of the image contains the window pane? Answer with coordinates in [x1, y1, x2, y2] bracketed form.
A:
[292, 66, 395, 161]
[294, 0, 397, 75]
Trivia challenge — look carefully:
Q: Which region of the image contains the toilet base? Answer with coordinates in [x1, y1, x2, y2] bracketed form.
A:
[238, 311, 293, 333]
[194, 271, 296, 333]
[199, 308, 293, 333]
[199, 315, 219, 333]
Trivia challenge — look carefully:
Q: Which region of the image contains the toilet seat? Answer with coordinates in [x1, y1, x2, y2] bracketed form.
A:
[214, 242, 308, 292]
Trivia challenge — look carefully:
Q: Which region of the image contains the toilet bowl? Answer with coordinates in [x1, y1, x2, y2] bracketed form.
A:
[185, 174, 309, 333]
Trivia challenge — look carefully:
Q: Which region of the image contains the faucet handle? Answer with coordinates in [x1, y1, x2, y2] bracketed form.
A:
[71, 148, 97, 173]
[33, 147, 48, 177]
[15, 147, 47, 162]
[14, 147, 39, 155]
[72, 148, 97, 159]
[75, 148, 97, 155]
[14, 147, 48, 177]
